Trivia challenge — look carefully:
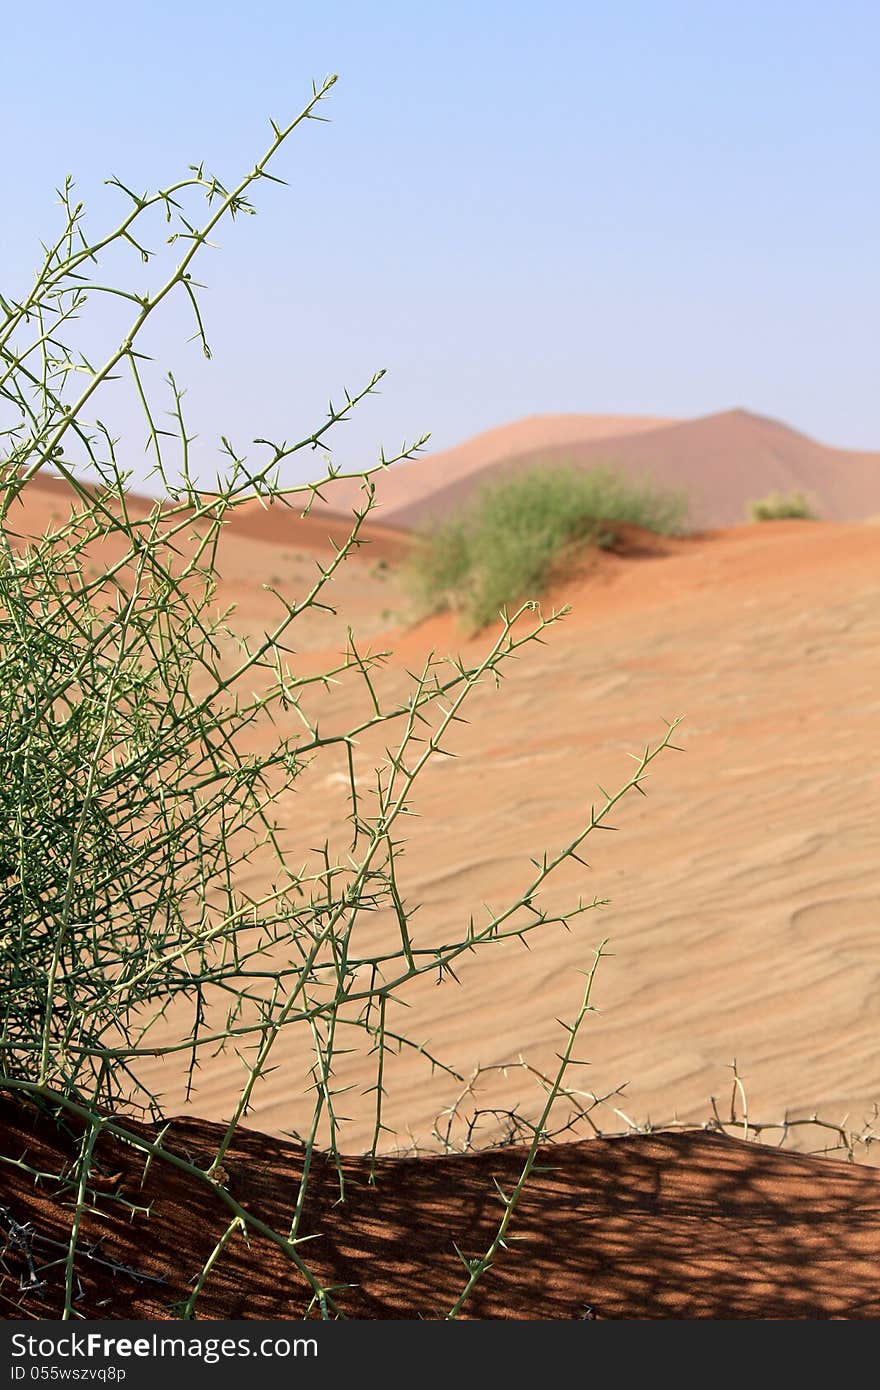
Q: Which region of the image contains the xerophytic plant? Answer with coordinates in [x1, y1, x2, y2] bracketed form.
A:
[408, 462, 689, 629]
[748, 489, 817, 521]
[0, 75, 681, 1319]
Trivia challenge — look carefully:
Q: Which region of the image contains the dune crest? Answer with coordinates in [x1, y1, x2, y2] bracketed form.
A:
[6, 1098, 880, 1318]
[312, 406, 880, 531]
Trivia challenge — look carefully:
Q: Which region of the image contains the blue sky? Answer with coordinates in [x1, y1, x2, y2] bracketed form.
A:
[4, 2, 879, 489]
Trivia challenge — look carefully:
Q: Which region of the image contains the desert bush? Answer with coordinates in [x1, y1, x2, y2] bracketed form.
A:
[0, 80, 682, 1319]
[408, 463, 688, 628]
[748, 489, 817, 521]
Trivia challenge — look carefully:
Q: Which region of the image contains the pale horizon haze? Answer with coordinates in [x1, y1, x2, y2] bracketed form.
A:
[3, 2, 879, 491]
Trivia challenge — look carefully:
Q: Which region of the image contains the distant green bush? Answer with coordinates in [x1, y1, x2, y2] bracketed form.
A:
[409, 463, 689, 628]
[748, 490, 817, 521]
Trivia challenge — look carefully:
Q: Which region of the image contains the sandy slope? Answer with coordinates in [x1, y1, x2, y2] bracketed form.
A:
[6, 1098, 880, 1318]
[7, 454, 880, 1323]
[6, 473, 878, 1160]
[315, 407, 880, 530]
[110, 511, 879, 1160]
[311, 411, 674, 523]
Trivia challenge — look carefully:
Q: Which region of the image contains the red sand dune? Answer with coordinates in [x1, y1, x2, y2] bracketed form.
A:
[311, 412, 674, 523]
[220, 494, 409, 562]
[313, 408, 880, 531]
[121, 516, 880, 1168]
[4, 453, 880, 1321]
[3, 469, 408, 563]
[9, 471, 879, 1165]
[4, 1098, 880, 1319]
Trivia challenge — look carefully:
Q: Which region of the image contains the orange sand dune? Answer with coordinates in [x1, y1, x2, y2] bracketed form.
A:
[7, 470, 879, 1163]
[127, 514, 880, 1162]
[1, 470, 157, 529]
[6, 452, 879, 1322]
[312, 412, 674, 523]
[6, 1098, 880, 1319]
[221, 494, 409, 562]
[3, 468, 408, 564]
[311, 407, 880, 532]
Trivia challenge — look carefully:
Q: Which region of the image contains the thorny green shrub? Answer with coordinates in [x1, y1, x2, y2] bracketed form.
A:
[0, 77, 681, 1319]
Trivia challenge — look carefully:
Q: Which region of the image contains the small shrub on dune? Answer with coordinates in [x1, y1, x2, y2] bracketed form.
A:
[0, 81, 683, 1319]
[748, 490, 818, 521]
[409, 463, 689, 629]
